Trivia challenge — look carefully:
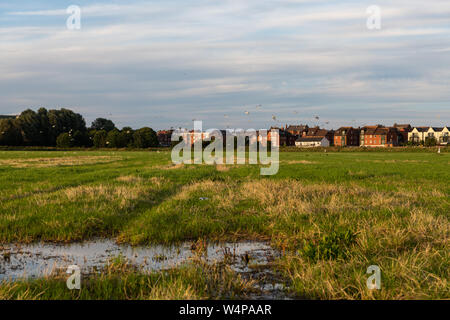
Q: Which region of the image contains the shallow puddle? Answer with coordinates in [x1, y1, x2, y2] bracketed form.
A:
[0, 240, 278, 280]
[0, 240, 291, 298]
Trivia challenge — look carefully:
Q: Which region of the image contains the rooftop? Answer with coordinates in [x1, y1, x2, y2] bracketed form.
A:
[296, 137, 325, 142]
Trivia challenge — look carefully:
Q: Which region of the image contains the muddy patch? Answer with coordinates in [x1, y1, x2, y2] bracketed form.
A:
[0, 240, 287, 298]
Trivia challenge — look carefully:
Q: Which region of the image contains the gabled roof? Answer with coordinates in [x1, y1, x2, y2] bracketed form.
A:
[413, 127, 431, 132]
[335, 127, 354, 134]
[393, 123, 411, 129]
[306, 127, 329, 137]
[157, 130, 173, 135]
[286, 125, 308, 131]
[269, 127, 290, 137]
[296, 137, 326, 142]
[361, 125, 390, 135]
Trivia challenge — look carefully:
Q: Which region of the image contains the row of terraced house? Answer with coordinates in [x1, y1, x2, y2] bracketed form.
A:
[156, 124, 449, 148]
[285, 124, 449, 147]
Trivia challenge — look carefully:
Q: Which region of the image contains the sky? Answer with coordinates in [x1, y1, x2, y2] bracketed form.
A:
[0, 0, 449, 130]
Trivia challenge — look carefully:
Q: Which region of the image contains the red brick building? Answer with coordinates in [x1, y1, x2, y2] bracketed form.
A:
[306, 126, 334, 146]
[334, 127, 360, 146]
[285, 125, 309, 137]
[360, 125, 399, 147]
[268, 127, 296, 146]
[157, 130, 173, 147]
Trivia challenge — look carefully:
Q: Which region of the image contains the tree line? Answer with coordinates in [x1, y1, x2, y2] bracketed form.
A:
[0, 108, 159, 148]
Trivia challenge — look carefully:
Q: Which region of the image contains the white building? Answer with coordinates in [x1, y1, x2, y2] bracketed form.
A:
[408, 127, 449, 145]
[295, 137, 330, 147]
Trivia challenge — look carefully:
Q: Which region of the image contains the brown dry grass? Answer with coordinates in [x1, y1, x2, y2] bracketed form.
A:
[116, 175, 144, 183]
[155, 163, 186, 170]
[284, 160, 318, 164]
[0, 156, 123, 168]
[160, 178, 448, 299]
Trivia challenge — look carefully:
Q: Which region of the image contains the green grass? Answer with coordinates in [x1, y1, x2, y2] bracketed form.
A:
[0, 149, 448, 299]
[0, 258, 254, 300]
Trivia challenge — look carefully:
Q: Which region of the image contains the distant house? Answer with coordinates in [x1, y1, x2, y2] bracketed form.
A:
[334, 127, 359, 146]
[182, 130, 213, 145]
[295, 136, 330, 147]
[437, 127, 450, 145]
[305, 126, 334, 146]
[408, 127, 428, 144]
[393, 124, 412, 145]
[268, 127, 287, 146]
[157, 130, 173, 147]
[409, 127, 449, 145]
[360, 125, 399, 147]
[286, 125, 309, 137]
[425, 127, 449, 145]
[265, 126, 300, 146]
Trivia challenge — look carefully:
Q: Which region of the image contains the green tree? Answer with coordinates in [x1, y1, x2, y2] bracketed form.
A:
[56, 133, 73, 148]
[15, 109, 41, 145]
[0, 119, 23, 146]
[47, 108, 87, 145]
[93, 130, 107, 148]
[91, 118, 116, 132]
[424, 137, 437, 147]
[133, 127, 158, 148]
[106, 129, 122, 148]
[36, 108, 51, 145]
[72, 130, 89, 147]
[119, 127, 134, 147]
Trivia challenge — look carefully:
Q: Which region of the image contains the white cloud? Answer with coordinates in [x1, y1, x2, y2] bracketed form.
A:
[1, 0, 450, 129]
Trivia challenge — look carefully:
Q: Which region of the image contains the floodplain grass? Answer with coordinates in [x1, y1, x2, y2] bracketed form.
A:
[0, 149, 448, 299]
[0, 257, 255, 300]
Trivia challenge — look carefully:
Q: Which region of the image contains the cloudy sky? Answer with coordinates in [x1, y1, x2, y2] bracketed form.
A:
[1, 0, 449, 130]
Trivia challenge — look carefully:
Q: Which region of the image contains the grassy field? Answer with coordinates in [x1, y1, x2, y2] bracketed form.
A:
[0, 149, 448, 299]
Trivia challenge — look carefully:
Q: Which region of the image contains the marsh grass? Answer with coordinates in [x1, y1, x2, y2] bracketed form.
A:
[0, 150, 448, 299]
[0, 258, 255, 300]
